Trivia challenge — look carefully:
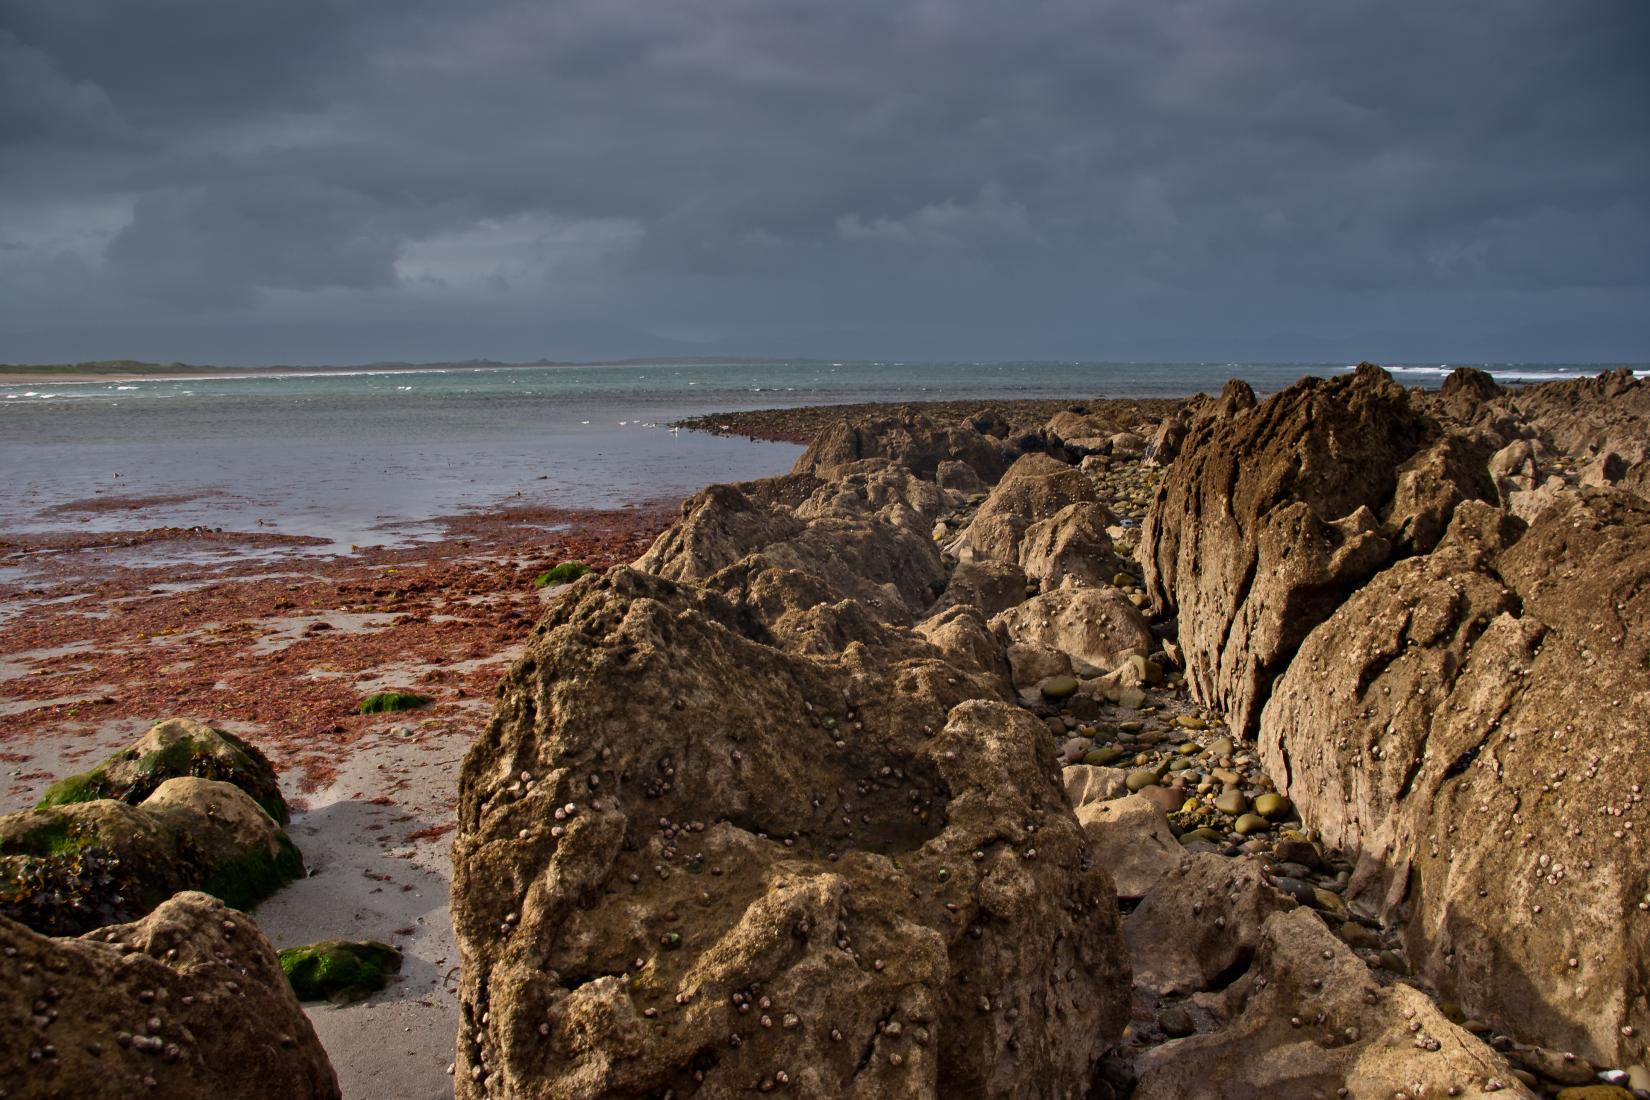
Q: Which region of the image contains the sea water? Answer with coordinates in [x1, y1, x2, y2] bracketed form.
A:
[1, 360, 1641, 555]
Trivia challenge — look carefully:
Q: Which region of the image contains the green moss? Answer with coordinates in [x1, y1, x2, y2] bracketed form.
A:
[34, 773, 111, 811]
[4, 814, 93, 858]
[279, 939, 403, 1003]
[533, 561, 592, 587]
[35, 725, 289, 825]
[358, 691, 430, 714]
[198, 832, 305, 912]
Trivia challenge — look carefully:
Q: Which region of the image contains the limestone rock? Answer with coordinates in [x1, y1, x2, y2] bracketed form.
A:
[930, 558, 1032, 619]
[951, 453, 1099, 565]
[0, 891, 339, 1099]
[1076, 794, 1185, 899]
[1133, 909, 1535, 1100]
[1018, 501, 1121, 592]
[991, 587, 1154, 677]
[1138, 363, 1490, 737]
[0, 778, 303, 936]
[1063, 764, 1129, 809]
[36, 717, 288, 825]
[1124, 853, 1296, 996]
[794, 407, 1015, 483]
[451, 568, 1127, 1099]
[1260, 491, 1650, 1065]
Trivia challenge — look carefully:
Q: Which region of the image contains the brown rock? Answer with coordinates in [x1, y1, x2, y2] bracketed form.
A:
[1076, 794, 1186, 899]
[1133, 909, 1536, 1100]
[1124, 853, 1296, 996]
[0, 891, 339, 1099]
[794, 407, 1016, 483]
[991, 587, 1154, 678]
[1139, 363, 1493, 737]
[1260, 491, 1650, 1064]
[1018, 501, 1121, 592]
[951, 453, 1099, 565]
[451, 567, 1127, 1099]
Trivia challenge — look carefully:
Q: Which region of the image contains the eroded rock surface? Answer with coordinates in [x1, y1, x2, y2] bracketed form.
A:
[1261, 491, 1650, 1064]
[0, 891, 339, 1099]
[1134, 910, 1535, 1100]
[452, 568, 1128, 1099]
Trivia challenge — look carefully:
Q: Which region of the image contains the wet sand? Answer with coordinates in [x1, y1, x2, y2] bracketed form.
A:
[0, 499, 678, 1098]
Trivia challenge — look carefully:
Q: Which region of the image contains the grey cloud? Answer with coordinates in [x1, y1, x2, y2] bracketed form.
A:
[0, 0, 1645, 364]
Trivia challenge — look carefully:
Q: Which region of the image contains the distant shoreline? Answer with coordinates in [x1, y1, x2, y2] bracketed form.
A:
[0, 357, 802, 385]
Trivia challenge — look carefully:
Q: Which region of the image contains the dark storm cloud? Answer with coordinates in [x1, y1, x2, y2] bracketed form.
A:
[0, 0, 1645, 364]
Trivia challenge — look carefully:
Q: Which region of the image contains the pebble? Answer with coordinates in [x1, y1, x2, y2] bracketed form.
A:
[1139, 785, 1185, 814]
[1233, 813, 1268, 836]
[1126, 768, 1163, 793]
[1252, 793, 1291, 820]
[1041, 675, 1080, 701]
[1214, 790, 1248, 815]
[1159, 1006, 1194, 1037]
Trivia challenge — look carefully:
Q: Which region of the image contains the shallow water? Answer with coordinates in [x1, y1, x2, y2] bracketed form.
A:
[2, 359, 1640, 556]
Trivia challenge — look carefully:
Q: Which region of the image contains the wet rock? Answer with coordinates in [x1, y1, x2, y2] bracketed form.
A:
[1133, 909, 1536, 1100]
[1075, 795, 1185, 900]
[0, 891, 339, 1099]
[1124, 853, 1295, 996]
[1, 778, 304, 936]
[36, 717, 288, 825]
[451, 567, 1127, 1099]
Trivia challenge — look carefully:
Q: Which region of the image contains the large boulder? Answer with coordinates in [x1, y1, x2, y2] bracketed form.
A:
[1260, 490, 1650, 1066]
[1124, 853, 1296, 997]
[1075, 795, 1185, 899]
[991, 587, 1154, 677]
[0, 891, 339, 1099]
[451, 567, 1127, 1099]
[1138, 364, 1494, 737]
[951, 454, 1100, 565]
[1, 778, 303, 935]
[1018, 501, 1121, 592]
[37, 718, 288, 825]
[1133, 909, 1535, 1100]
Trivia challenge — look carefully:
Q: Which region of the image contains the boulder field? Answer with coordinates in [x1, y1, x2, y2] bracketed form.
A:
[452, 382, 1648, 1098]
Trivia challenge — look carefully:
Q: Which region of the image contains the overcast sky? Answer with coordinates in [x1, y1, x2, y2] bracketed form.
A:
[2, 0, 1646, 365]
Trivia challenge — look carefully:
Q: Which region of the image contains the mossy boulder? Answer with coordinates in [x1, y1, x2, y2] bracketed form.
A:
[358, 690, 429, 714]
[1, 777, 304, 935]
[533, 561, 592, 587]
[279, 939, 403, 1003]
[37, 717, 288, 825]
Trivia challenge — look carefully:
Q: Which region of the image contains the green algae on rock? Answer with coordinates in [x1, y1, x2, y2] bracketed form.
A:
[280, 939, 403, 1004]
[37, 716, 289, 825]
[532, 560, 592, 587]
[358, 690, 430, 714]
[1, 777, 305, 935]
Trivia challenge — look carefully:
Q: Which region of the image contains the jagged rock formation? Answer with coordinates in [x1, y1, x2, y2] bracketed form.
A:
[1, 777, 303, 935]
[1133, 910, 1536, 1100]
[1143, 363, 1650, 1070]
[1138, 364, 1497, 738]
[0, 891, 339, 1099]
[1261, 491, 1650, 1064]
[452, 568, 1127, 1098]
[37, 717, 288, 825]
[950, 453, 1101, 566]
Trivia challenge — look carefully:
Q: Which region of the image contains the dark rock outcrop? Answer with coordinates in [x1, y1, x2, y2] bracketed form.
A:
[451, 568, 1128, 1098]
[0, 891, 339, 1099]
[793, 407, 1016, 483]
